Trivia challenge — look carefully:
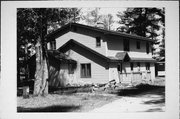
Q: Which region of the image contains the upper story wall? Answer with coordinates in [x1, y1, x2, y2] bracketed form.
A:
[129, 39, 152, 58]
[47, 25, 153, 59]
[105, 35, 153, 58]
[48, 27, 107, 56]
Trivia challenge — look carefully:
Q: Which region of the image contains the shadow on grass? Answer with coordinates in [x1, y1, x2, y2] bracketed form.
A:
[112, 84, 165, 110]
[145, 108, 164, 112]
[114, 84, 165, 97]
[17, 105, 81, 112]
[144, 98, 165, 105]
[49, 86, 92, 95]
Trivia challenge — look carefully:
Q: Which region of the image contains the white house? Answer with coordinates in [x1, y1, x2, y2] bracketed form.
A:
[46, 23, 156, 86]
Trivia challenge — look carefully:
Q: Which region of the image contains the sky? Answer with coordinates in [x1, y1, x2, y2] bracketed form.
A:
[79, 7, 127, 30]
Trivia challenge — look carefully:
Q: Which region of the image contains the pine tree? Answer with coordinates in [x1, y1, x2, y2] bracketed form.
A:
[117, 8, 164, 38]
[117, 8, 165, 58]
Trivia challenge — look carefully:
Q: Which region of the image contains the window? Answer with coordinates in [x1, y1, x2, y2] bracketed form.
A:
[81, 63, 91, 78]
[136, 41, 140, 49]
[68, 63, 74, 74]
[96, 37, 101, 47]
[146, 42, 149, 54]
[123, 39, 129, 51]
[130, 63, 134, 71]
[146, 63, 150, 70]
[50, 40, 56, 50]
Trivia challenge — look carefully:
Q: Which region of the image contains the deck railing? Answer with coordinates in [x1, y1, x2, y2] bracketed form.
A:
[119, 71, 151, 83]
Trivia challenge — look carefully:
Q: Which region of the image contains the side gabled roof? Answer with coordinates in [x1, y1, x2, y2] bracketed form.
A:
[58, 39, 156, 63]
[46, 23, 154, 43]
[115, 52, 130, 62]
[58, 39, 113, 62]
[47, 50, 76, 63]
[109, 52, 156, 62]
[130, 57, 156, 62]
[58, 39, 135, 63]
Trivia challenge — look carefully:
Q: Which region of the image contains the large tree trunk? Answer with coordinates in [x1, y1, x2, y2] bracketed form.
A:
[33, 8, 50, 96]
[33, 39, 49, 96]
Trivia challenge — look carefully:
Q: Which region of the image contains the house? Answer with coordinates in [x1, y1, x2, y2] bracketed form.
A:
[47, 50, 77, 87]
[25, 48, 77, 88]
[46, 23, 156, 85]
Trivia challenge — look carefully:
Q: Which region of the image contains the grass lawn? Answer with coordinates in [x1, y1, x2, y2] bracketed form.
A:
[17, 93, 119, 112]
[17, 77, 165, 112]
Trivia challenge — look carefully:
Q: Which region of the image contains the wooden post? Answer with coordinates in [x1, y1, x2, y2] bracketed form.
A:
[131, 71, 133, 84]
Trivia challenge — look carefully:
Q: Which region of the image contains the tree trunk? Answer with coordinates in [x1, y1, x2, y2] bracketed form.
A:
[33, 39, 49, 96]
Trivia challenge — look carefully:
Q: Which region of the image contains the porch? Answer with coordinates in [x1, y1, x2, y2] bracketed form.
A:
[119, 71, 152, 84]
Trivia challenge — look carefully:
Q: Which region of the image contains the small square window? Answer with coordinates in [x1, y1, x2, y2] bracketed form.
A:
[50, 40, 56, 50]
[96, 37, 101, 47]
[136, 41, 140, 49]
[130, 63, 134, 71]
[72, 26, 77, 32]
[146, 42, 149, 54]
[68, 63, 74, 74]
[123, 39, 129, 51]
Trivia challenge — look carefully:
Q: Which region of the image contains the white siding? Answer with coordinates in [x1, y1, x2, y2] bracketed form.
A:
[65, 49, 109, 84]
[150, 63, 155, 80]
[49, 62, 75, 87]
[122, 62, 131, 73]
[109, 62, 119, 83]
[129, 40, 153, 58]
[55, 29, 107, 56]
[106, 36, 153, 58]
[106, 36, 123, 57]
[49, 27, 155, 84]
[129, 62, 147, 72]
[58, 63, 69, 86]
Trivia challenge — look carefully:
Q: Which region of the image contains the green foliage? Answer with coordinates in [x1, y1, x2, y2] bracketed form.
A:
[159, 28, 165, 58]
[82, 8, 114, 30]
[117, 8, 165, 58]
[47, 8, 82, 34]
[17, 8, 81, 86]
[117, 8, 165, 38]
[17, 8, 81, 54]
[17, 9, 38, 45]
[82, 8, 101, 26]
[17, 7, 81, 58]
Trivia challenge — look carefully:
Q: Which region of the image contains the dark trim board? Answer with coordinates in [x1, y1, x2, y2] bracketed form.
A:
[58, 39, 156, 63]
[58, 39, 114, 62]
[46, 23, 154, 43]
